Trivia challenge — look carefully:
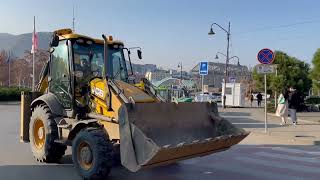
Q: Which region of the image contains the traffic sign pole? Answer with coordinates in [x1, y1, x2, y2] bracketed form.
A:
[257, 48, 275, 133]
[201, 75, 204, 94]
[264, 74, 268, 133]
[199, 61, 208, 99]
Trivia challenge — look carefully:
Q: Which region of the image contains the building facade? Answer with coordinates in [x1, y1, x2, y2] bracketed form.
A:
[191, 62, 251, 90]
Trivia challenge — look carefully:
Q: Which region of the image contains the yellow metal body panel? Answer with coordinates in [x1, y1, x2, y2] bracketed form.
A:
[116, 81, 155, 103]
[38, 76, 48, 93]
[134, 81, 145, 91]
[55, 28, 123, 45]
[20, 93, 25, 142]
[90, 78, 155, 121]
[99, 121, 120, 140]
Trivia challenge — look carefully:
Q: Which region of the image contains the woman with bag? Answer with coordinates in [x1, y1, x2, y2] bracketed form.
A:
[276, 89, 289, 125]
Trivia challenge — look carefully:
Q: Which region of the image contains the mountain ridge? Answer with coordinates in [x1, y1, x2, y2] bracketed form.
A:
[0, 32, 52, 57]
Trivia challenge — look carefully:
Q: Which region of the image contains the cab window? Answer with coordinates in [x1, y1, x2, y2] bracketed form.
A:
[49, 40, 72, 108]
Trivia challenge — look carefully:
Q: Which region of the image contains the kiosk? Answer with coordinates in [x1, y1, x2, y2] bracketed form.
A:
[222, 83, 246, 107]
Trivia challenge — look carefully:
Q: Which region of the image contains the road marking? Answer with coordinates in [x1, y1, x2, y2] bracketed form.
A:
[236, 156, 320, 174]
[256, 151, 320, 163]
[259, 146, 320, 155]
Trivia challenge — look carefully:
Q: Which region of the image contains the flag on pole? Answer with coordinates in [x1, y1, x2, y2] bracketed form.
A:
[31, 28, 38, 54]
[32, 16, 36, 91]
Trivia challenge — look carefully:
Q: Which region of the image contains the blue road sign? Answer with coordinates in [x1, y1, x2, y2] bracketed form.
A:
[199, 61, 208, 75]
[257, 48, 275, 64]
[229, 76, 236, 83]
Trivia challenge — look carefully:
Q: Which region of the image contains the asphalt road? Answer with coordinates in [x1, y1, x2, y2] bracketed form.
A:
[1, 104, 320, 180]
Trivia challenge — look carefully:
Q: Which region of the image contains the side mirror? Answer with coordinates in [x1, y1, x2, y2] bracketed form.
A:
[50, 33, 59, 47]
[49, 47, 55, 53]
[48, 76, 52, 82]
[137, 49, 142, 59]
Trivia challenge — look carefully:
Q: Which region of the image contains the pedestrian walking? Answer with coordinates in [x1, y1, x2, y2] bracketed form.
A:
[288, 87, 299, 125]
[276, 89, 289, 125]
[257, 92, 263, 107]
[250, 94, 254, 107]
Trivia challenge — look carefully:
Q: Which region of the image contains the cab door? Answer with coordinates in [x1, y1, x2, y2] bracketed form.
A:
[49, 40, 72, 108]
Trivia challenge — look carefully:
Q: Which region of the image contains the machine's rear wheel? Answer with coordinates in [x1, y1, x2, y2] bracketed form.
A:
[72, 128, 113, 180]
[29, 104, 67, 162]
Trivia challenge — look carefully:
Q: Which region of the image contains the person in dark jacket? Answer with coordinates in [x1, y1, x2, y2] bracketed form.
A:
[288, 87, 299, 125]
[257, 92, 263, 107]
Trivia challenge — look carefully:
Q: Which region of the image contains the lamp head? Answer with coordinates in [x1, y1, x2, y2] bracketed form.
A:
[215, 55, 219, 59]
[208, 27, 215, 35]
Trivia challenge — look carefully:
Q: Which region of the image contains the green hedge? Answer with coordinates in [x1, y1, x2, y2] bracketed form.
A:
[305, 96, 320, 105]
[267, 102, 276, 113]
[0, 87, 31, 101]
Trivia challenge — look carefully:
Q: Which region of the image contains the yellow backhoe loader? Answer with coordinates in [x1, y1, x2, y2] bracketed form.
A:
[20, 28, 249, 179]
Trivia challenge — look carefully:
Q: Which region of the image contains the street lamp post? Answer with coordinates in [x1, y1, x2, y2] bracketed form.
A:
[178, 62, 182, 85]
[215, 52, 240, 66]
[208, 22, 231, 108]
[178, 62, 183, 98]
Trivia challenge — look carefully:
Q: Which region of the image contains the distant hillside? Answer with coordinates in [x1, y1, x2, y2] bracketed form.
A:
[0, 32, 51, 57]
[0, 32, 158, 75]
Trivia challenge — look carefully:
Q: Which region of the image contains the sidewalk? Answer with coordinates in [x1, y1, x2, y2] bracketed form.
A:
[219, 107, 320, 146]
[0, 101, 20, 105]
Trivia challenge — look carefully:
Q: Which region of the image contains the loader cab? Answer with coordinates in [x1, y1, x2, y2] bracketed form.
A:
[48, 31, 129, 115]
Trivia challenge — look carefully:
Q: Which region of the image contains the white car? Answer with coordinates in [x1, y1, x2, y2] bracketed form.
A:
[210, 92, 222, 102]
[194, 93, 217, 102]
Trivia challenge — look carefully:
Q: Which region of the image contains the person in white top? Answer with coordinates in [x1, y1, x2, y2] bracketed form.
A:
[276, 89, 289, 125]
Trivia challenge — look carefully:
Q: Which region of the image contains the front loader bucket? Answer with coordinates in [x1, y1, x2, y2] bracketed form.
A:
[119, 102, 249, 172]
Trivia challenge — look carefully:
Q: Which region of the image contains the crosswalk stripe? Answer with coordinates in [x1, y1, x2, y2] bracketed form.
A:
[259, 146, 320, 155]
[236, 156, 320, 174]
[256, 151, 320, 163]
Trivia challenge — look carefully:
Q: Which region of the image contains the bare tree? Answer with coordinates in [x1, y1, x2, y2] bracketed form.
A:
[0, 50, 9, 86]
[11, 58, 30, 88]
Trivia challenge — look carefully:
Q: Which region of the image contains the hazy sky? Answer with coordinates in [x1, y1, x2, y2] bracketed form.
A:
[1, 0, 320, 70]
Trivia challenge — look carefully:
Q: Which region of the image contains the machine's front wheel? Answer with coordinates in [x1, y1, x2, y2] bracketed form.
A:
[72, 128, 113, 180]
[29, 104, 67, 162]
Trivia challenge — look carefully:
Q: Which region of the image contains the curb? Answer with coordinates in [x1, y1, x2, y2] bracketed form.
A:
[249, 131, 320, 146]
[267, 113, 320, 125]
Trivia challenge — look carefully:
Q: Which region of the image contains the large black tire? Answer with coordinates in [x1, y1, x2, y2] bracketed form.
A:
[72, 128, 113, 180]
[29, 104, 67, 162]
[112, 143, 121, 166]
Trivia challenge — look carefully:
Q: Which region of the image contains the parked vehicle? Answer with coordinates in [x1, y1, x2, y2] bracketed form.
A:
[210, 92, 222, 102]
[194, 92, 219, 102]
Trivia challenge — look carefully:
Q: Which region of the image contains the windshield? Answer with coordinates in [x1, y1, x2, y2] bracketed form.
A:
[72, 40, 128, 83]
